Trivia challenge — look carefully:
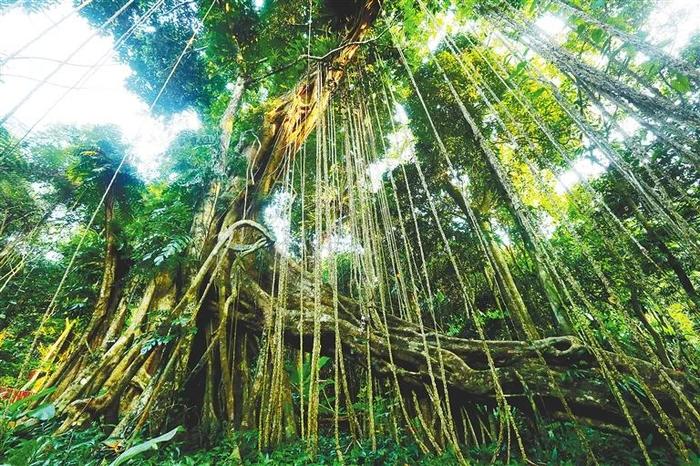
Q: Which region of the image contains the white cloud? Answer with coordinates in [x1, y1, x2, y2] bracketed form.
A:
[0, 1, 201, 178]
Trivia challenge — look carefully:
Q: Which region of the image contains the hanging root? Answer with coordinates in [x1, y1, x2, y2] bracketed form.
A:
[232, 265, 700, 439]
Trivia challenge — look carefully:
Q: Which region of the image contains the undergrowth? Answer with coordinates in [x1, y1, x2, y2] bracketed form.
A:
[0, 417, 684, 465]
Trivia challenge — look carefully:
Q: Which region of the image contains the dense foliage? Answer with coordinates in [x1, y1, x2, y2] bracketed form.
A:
[1, 0, 699, 464]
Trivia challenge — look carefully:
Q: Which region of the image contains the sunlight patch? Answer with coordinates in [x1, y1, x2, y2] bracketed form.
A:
[367, 125, 416, 192]
[262, 191, 295, 255]
[555, 154, 609, 194]
[427, 8, 456, 52]
[646, 0, 700, 57]
[534, 12, 570, 44]
[319, 231, 363, 260]
[0, 1, 202, 178]
[493, 223, 512, 247]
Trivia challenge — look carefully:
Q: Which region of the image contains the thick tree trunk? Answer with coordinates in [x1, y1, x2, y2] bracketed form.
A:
[651, 233, 700, 309]
[629, 283, 673, 368]
[479, 218, 539, 339]
[443, 177, 559, 338]
[438, 65, 573, 335]
[85, 191, 122, 348]
[35, 189, 130, 400]
[43, 0, 382, 437]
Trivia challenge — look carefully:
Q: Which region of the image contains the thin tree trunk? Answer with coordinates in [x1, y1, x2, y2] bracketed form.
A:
[633, 207, 700, 310]
[481, 217, 540, 339]
[442, 179, 542, 338]
[629, 283, 673, 368]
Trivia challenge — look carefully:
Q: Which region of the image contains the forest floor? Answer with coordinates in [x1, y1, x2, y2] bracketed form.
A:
[0, 417, 681, 465]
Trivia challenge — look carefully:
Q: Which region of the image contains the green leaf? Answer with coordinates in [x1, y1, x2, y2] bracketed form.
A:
[108, 426, 182, 466]
[510, 61, 527, 80]
[645, 433, 654, 446]
[525, 0, 537, 15]
[670, 74, 691, 93]
[26, 403, 56, 421]
[318, 356, 331, 370]
[5, 438, 41, 466]
[529, 87, 546, 100]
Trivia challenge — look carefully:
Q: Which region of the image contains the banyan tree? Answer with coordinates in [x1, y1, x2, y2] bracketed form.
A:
[1, 0, 700, 463]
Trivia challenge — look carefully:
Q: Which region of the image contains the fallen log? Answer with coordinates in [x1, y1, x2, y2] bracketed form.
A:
[233, 265, 700, 438]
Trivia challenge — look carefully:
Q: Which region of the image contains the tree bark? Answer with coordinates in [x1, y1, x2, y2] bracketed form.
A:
[85, 190, 119, 348]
